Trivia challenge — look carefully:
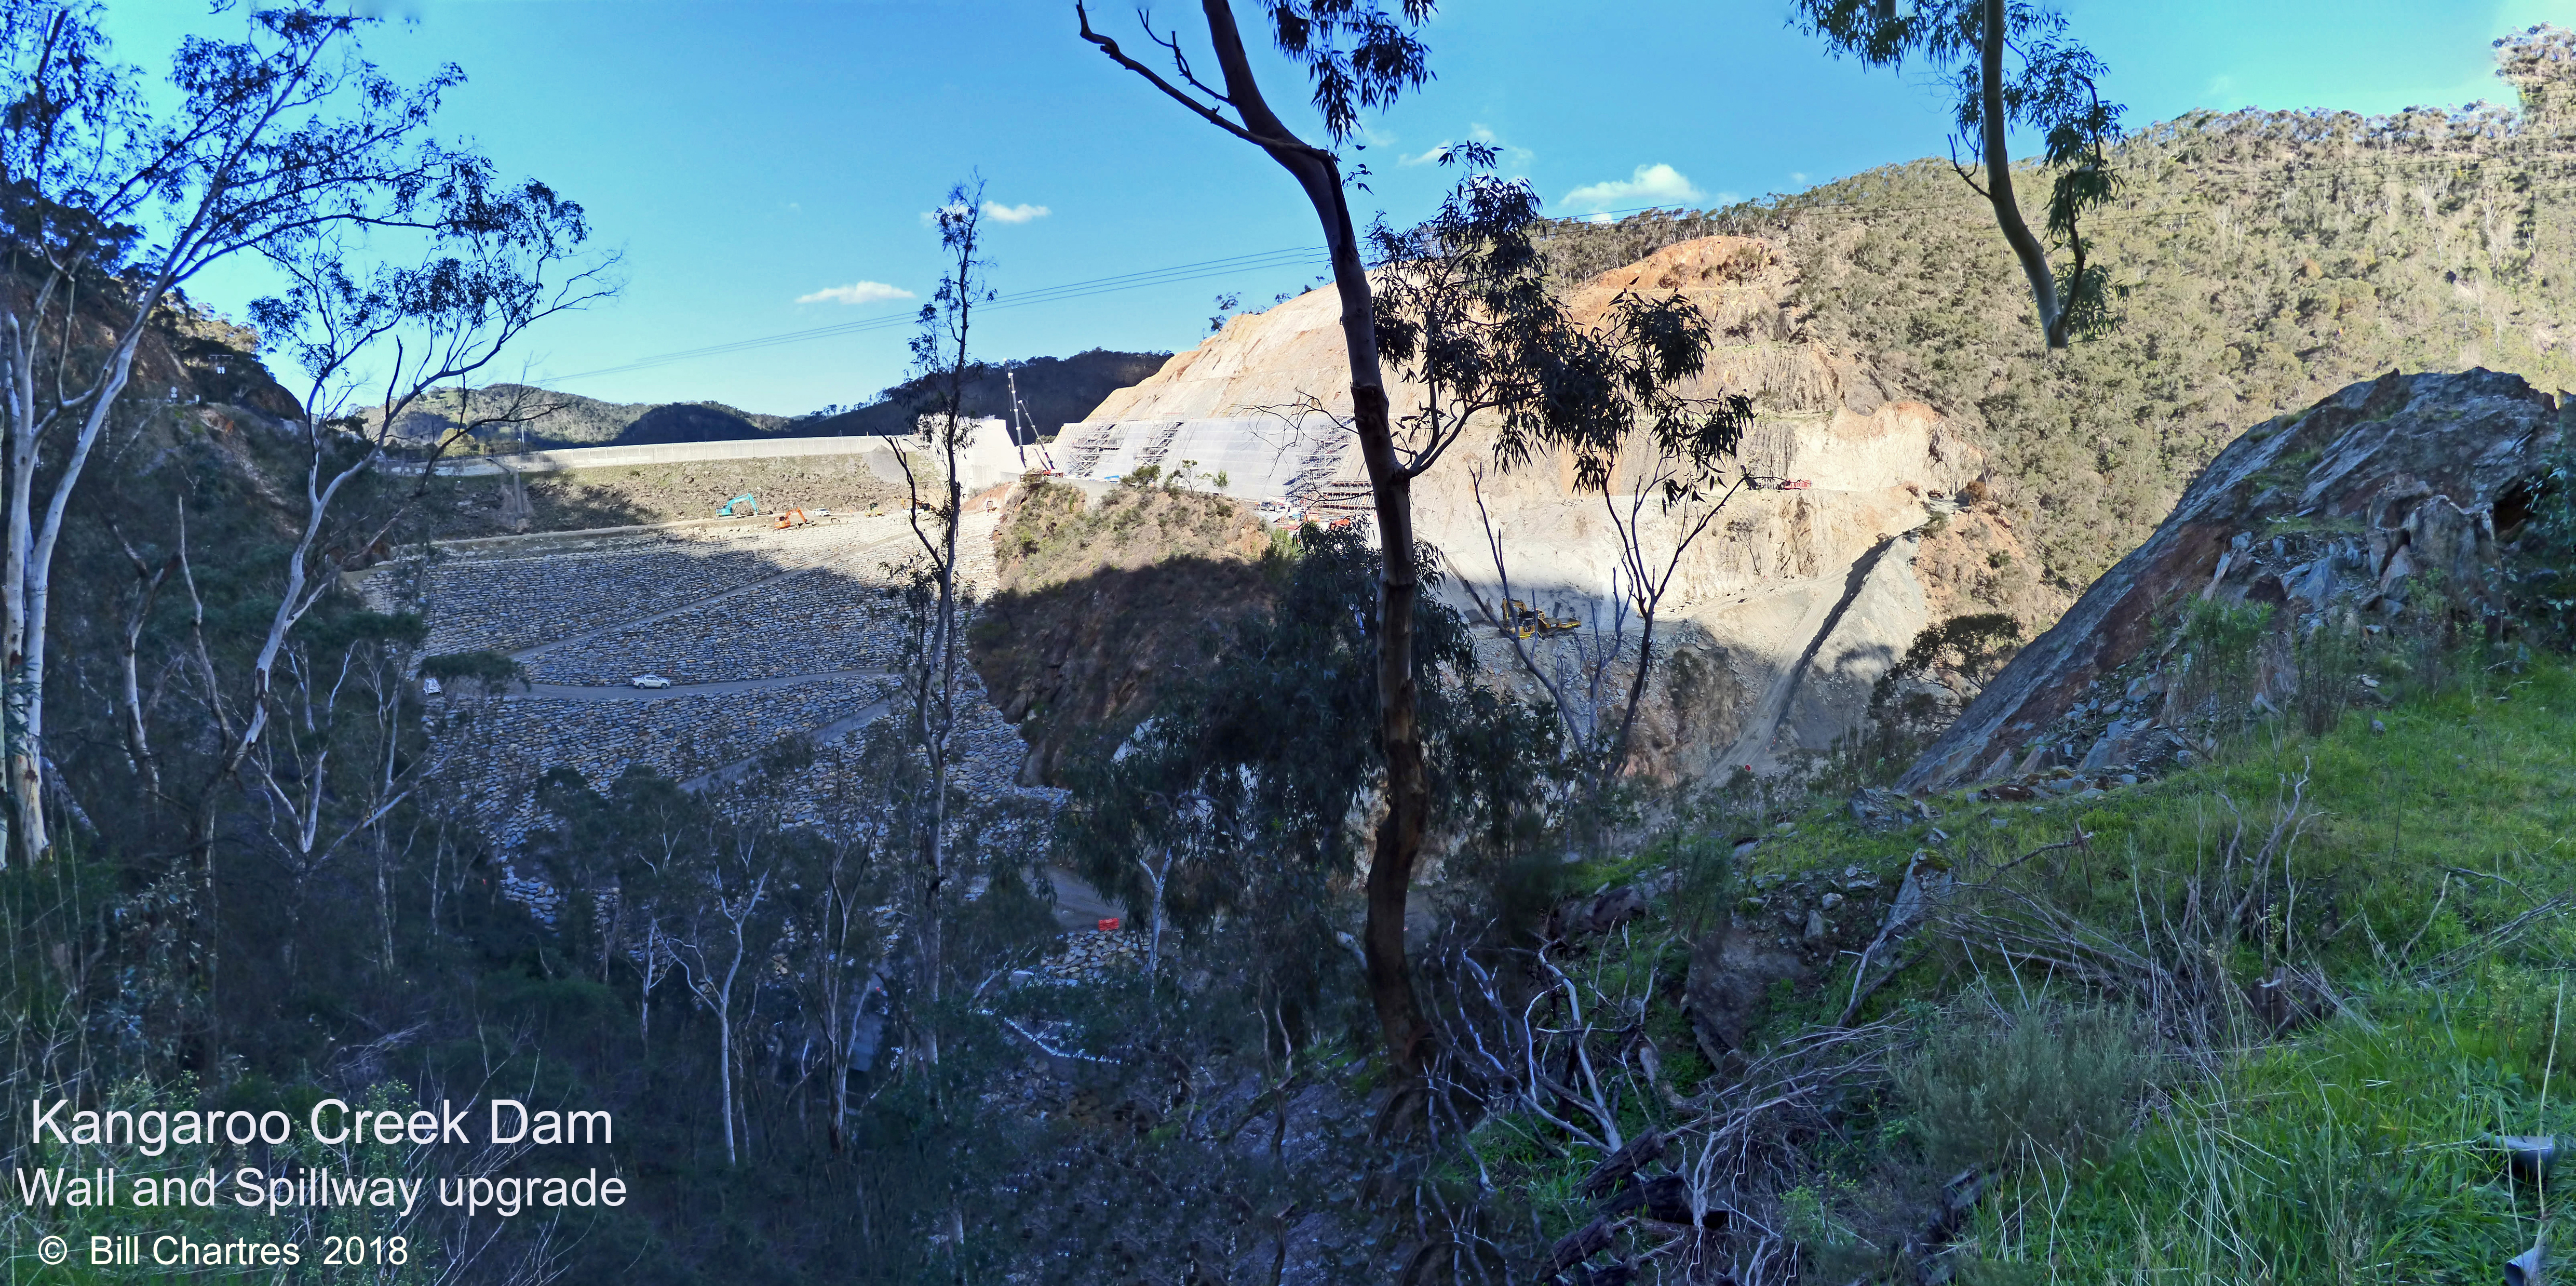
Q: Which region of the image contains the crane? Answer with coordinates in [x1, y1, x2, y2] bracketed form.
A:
[1007, 371, 1058, 474]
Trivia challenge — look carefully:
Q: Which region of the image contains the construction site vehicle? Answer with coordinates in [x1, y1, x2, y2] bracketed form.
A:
[1503, 598, 1581, 639]
[1779, 478, 1813, 491]
[717, 493, 759, 517]
[774, 507, 810, 529]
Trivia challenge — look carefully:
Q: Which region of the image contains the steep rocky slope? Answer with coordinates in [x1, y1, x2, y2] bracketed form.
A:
[972, 479, 1278, 783]
[1084, 237, 2032, 776]
[1900, 367, 2567, 792]
[1069, 29, 2576, 782]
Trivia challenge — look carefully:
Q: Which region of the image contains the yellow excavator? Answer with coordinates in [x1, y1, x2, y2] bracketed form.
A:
[1503, 598, 1581, 639]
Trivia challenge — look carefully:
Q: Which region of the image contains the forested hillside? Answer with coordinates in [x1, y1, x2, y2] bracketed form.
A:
[16, 10, 2576, 1286]
[799, 349, 1170, 439]
[1543, 55, 2576, 598]
[389, 349, 1168, 450]
[381, 384, 790, 447]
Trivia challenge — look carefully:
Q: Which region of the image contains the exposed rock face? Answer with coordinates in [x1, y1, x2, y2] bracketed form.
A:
[1900, 368, 2567, 793]
[1074, 238, 2039, 774]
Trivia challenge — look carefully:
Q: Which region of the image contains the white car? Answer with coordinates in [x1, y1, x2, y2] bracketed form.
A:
[629, 674, 673, 690]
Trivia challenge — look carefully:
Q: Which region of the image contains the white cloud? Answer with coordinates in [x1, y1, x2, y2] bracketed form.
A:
[795, 280, 914, 306]
[981, 201, 1050, 223]
[1558, 163, 1705, 215]
[1402, 124, 1534, 169]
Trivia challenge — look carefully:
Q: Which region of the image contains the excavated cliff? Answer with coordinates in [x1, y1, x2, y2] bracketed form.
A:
[1076, 237, 2042, 779]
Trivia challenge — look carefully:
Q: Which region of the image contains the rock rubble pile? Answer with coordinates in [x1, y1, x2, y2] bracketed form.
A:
[414, 511, 1071, 920]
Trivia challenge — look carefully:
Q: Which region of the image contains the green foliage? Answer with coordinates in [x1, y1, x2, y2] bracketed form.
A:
[2291, 614, 2369, 736]
[1539, 81, 2576, 597]
[1055, 526, 1557, 1028]
[1900, 612, 2025, 691]
[1970, 996, 2573, 1285]
[1793, 0, 2126, 347]
[2511, 426, 2576, 639]
[2171, 597, 2273, 730]
[1904, 999, 2153, 1173]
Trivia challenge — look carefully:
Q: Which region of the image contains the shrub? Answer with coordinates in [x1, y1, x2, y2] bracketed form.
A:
[1905, 1000, 2152, 1173]
[2170, 598, 2273, 733]
[2290, 615, 2368, 736]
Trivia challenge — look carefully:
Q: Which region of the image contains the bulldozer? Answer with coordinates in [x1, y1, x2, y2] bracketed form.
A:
[1502, 598, 1581, 639]
[716, 493, 758, 518]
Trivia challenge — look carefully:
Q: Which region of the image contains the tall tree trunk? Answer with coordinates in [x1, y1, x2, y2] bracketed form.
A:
[1977, 0, 2067, 349]
[907, 193, 976, 1071]
[6, 270, 165, 865]
[1195, 0, 1433, 1078]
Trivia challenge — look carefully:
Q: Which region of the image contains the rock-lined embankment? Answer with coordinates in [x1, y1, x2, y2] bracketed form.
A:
[415, 511, 1061, 862]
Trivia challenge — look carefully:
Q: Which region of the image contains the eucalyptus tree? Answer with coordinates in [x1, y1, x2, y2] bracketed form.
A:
[0, 1, 541, 863]
[221, 193, 602, 836]
[1796, 0, 2124, 349]
[1373, 151, 1752, 855]
[885, 180, 990, 1069]
[1055, 526, 1554, 1046]
[1075, 0, 1449, 1077]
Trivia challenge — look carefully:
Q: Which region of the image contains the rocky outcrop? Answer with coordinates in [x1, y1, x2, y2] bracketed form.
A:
[1900, 369, 2567, 793]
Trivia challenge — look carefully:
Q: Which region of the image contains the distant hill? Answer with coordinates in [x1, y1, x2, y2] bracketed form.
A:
[390, 350, 1168, 450]
[795, 350, 1170, 441]
[384, 384, 789, 448]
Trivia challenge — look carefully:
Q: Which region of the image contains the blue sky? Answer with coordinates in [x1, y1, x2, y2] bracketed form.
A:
[109, 0, 2576, 418]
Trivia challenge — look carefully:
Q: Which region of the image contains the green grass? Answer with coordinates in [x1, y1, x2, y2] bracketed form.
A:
[1878, 660, 2576, 1284]
[1742, 656, 2576, 1014]
[1962, 988, 2575, 1285]
[1419, 653, 2576, 1284]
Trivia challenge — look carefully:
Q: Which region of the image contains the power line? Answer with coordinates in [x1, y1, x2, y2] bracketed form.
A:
[544, 146, 2576, 391]
[546, 245, 1334, 384]
[542, 203, 1699, 387]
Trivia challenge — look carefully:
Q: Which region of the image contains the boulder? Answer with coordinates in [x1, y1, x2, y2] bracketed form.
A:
[1901, 369, 2565, 793]
[1547, 884, 1651, 940]
[1684, 924, 1809, 1061]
